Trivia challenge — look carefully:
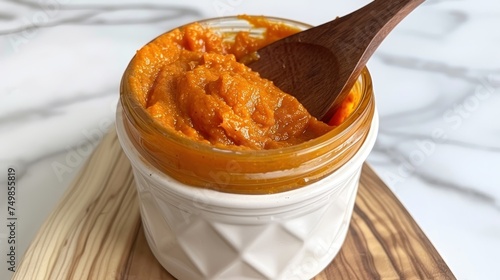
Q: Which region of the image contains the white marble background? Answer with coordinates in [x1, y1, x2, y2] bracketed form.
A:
[1, 0, 499, 279]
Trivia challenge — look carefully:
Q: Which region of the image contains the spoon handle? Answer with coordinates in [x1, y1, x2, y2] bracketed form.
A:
[285, 0, 425, 63]
[317, 0, 425, 58]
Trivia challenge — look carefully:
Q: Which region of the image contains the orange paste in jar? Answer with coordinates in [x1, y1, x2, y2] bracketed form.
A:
[129, 16, 360, 150]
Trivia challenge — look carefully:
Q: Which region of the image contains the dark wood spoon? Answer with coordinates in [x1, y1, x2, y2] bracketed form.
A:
[247, 0, 424, 121]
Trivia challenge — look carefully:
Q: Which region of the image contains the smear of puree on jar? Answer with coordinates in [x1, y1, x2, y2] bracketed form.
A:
[128, 16, 360, 150]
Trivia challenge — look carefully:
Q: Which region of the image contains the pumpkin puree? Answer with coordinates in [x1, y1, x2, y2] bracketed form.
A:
[128, 16, 360, 150]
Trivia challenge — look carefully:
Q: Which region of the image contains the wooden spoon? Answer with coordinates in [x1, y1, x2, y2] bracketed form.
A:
[246, 0, 424, 121]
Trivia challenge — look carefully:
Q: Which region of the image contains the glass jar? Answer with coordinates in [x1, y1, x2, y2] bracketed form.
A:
[119, 17, 376, 195]
[116, 16, 378, 280]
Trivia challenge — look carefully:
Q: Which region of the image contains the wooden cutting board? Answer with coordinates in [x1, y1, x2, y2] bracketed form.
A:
[13, 129, 455, 280]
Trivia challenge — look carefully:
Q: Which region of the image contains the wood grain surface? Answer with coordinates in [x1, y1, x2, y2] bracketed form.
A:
[13, 129, 455, 280]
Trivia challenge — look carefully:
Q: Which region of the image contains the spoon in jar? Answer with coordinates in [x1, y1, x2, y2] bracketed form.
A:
[246, 0, 424, 122]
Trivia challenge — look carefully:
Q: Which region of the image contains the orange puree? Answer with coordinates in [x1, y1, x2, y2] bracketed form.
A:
[128, 16, 359, 150]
